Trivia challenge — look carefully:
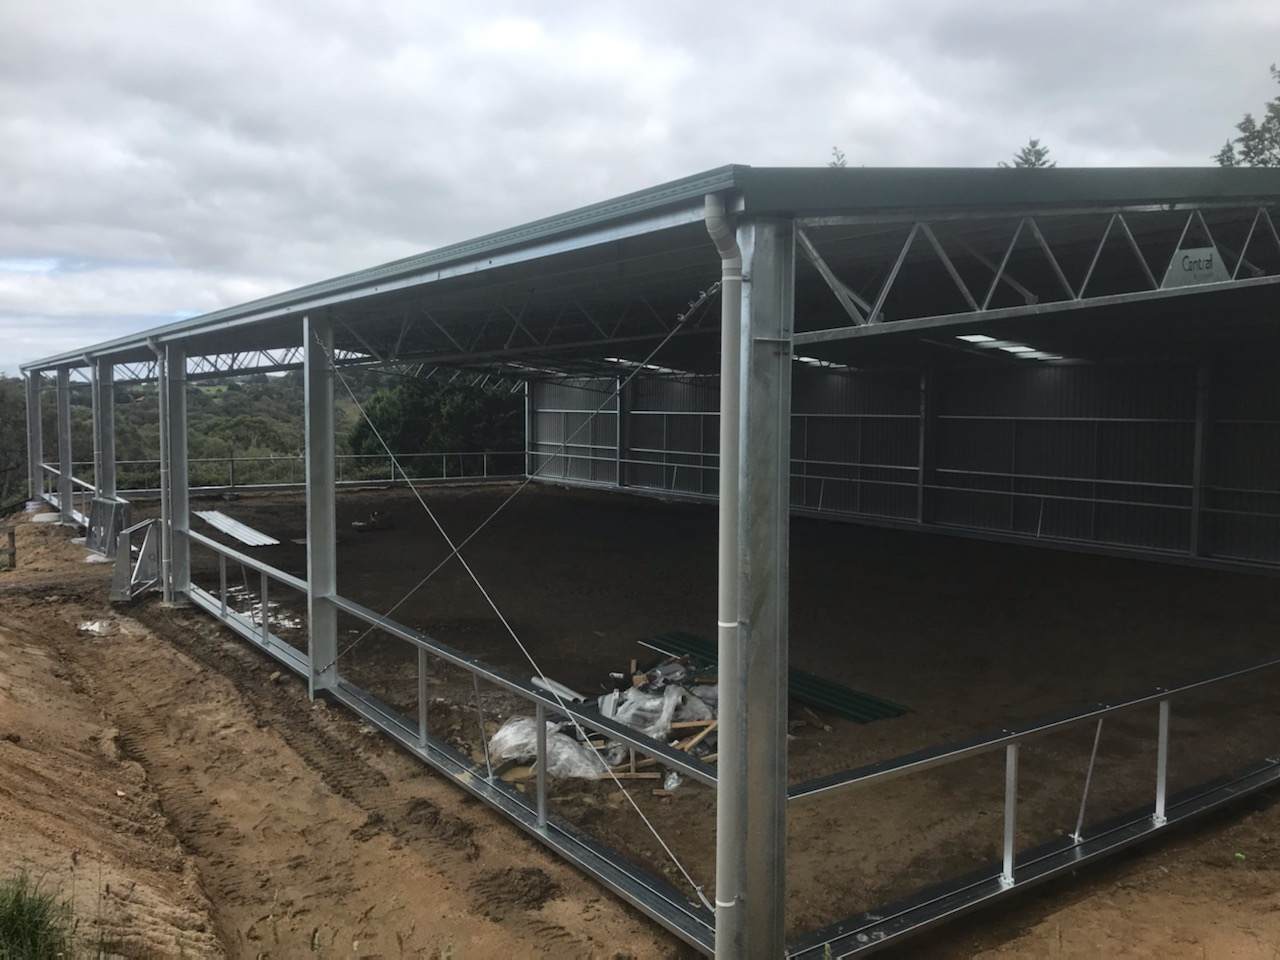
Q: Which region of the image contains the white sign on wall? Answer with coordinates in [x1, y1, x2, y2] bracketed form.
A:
[1162, 246, 1231, 288]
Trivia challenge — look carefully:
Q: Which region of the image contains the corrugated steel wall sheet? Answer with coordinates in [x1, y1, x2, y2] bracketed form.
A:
[527, 355, 1280, 567]
[1204, 356, 1280, 563]
[793, 368, 920, 520]
[627, 377, 719, 496]
[530, 378, 619, 486]
[931, 365, 1196, 552]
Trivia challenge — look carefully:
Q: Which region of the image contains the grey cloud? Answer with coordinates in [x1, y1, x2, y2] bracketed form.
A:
[1, 0, 1274, 372]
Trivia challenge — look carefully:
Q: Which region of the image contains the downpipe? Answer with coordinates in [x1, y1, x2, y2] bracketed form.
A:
[706, 192, 747, 959]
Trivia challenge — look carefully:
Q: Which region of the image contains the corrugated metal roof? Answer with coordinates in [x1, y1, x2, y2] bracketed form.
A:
[194, 510, 280, 547]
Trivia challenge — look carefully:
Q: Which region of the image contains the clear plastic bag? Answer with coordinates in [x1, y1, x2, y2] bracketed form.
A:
[487, 716, 608, 779]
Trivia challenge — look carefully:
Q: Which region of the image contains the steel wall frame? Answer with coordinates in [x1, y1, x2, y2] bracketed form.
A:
[23, 168, 1280, 959]
[145, 315, 723, 955]
[529, 357, 1280, 574]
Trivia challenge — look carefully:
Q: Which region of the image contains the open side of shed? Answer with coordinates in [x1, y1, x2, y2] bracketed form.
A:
[21, 164, 1280, 958]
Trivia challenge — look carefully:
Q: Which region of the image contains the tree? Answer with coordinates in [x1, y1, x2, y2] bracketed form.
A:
[1000, 138, 1055, 168]
[1216, 65, 1280, 167]
[348, 378, 522, 473]
[828, 146, 847, 168]
[0, 377, 28, 509]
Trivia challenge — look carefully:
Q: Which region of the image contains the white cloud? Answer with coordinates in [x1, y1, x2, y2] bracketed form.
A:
[1, 0, 1277, 373]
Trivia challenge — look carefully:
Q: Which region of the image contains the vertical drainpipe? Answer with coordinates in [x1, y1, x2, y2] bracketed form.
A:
[705, 192, 745, 959]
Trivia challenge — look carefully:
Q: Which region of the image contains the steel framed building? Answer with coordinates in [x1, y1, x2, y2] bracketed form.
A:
[19, 165, 1280, 958]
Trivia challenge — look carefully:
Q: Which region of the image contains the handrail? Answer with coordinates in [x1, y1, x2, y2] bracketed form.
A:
[788, 649, 1280, 802]
[186, 529, 308, 593]
[327, 592, 719, 787]
[109, 449, 524, 465]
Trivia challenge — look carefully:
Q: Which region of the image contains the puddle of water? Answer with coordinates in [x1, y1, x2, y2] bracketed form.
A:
[220, 584, 305, 632]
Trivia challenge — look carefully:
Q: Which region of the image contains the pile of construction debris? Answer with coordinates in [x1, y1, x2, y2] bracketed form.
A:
[488, 653, 719, 789]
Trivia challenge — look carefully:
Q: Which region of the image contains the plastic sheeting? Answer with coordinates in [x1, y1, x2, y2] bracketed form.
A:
[488, 716, 608, 779]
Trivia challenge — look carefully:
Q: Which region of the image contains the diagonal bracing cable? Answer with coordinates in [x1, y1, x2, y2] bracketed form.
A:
[312, 284, 721, 909]
[316, 280, 721, 677]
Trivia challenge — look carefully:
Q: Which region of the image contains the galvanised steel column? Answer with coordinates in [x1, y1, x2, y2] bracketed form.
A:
[165, 343, 190, 597]
[305, 314, 338, 696]
[91, 357, 116, 499]
[711, 209, 794, 959]
[917, 369, 933, 525]
[152, 344, 172, 602]
[24, 372, 42, 500]
[523, 380, 533, 478]
[615, 375, 627, 487]
[736, 218, 794, 958]
[1189, 361, 1211, 557]
[55, 368, 74, 524]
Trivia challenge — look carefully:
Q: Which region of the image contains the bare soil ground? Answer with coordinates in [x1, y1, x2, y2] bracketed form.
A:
[7, 485, 1280, 956]
[0, 513, 688, 958]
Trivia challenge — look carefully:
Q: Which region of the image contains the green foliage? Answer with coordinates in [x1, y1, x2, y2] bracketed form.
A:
[349, 378, 522, 458]
[1216, 64, 1280, 167]
[0, 871, 74, 960]
[1000, 138, 1055, 168]
[0, 368, 519, 498]
[827, 146, 847, 168]
[0, 377, 28, 508]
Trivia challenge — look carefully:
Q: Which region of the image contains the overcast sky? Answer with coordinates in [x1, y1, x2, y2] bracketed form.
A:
[2, 1, 1277, 373]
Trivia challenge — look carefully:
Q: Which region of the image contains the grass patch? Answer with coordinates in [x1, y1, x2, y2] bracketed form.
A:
[0, 871, 74, 959]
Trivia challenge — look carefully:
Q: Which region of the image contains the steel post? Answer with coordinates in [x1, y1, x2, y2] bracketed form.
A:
[735, 217, 795, 958]
[24, 372, 42, 500]
[917, 369, 933, 524]
[260, 571, 270, 647]
[536, 701, 548, 829]
[304, 314, 338, 697]
[1189, 362, 1211, 557]
[55, 368, 73, 524]
[1155, 699, 1170, 826]
[153, 346, 171, 601]
[524, 380, 532, 477]
[615, 375, 627, 487]
[417, 648, 429, 747]
[1001, 743, 1019, 887]
[219, 553, 228, 617]
[92, 358, 116, 499]
[165, 343, 190, 597]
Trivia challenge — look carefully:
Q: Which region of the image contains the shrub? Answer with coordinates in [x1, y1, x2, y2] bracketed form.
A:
[0, 871, 74, 959]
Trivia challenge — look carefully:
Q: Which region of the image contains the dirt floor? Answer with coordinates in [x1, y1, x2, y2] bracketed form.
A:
[7, 487, 1280, 956]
